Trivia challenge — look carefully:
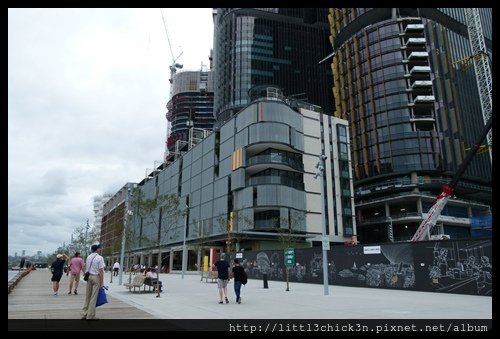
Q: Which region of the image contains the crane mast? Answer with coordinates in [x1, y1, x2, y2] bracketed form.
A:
[160, 9, 183, 84]
[465, 8, 492, 161]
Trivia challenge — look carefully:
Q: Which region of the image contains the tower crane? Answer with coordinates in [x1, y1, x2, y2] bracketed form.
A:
[465, 8, 492, 161]
[411, 9, 492, 242]
[160, 8, 183, 84]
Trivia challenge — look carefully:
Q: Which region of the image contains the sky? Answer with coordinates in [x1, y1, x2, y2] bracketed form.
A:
[8, 8, 214, 257]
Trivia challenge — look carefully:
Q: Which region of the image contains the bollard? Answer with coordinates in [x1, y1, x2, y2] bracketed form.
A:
[263, 273, 268, 288]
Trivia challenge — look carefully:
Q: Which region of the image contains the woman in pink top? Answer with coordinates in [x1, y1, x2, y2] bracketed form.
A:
[67, 252, 85, 295]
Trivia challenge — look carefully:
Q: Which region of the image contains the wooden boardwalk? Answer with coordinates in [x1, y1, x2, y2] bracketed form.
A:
[8, 269, 156, 319]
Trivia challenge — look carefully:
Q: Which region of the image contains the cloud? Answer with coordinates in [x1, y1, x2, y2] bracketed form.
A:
[8, 8, 214, 256]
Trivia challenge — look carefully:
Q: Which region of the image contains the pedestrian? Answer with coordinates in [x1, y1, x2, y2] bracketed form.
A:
[67, 251, 85, 295]
[213, 252, 231, 304]
[50, 253, 68, 296]
[231, 258, 245, 304]
[112, 261, 120, 277]
[81, 244, 105, 321]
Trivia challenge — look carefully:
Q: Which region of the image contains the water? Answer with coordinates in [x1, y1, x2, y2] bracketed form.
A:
[8, 270, 18, 281]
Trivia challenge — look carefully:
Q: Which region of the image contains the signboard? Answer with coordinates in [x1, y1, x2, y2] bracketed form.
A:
[322, 236, 330, 251]
[284, 248, 295, 266]
[363, 246, 381, 254]
[236, 252, 243, 259]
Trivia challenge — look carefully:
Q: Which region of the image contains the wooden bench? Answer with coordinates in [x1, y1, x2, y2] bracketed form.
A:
[204, 270, 218, 283]
[123, 275, 146, 293]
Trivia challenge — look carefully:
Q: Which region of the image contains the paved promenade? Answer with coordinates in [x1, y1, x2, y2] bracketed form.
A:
[9, 268, 491, 320]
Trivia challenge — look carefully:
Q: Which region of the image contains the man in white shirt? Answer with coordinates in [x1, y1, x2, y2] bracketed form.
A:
[112, 261, 120, 277]
[81, 244, 105, 321]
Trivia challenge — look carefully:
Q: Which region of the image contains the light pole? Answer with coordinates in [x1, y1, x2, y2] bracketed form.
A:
[315, 155, 329, 295]
[119, 187, 133, 285]
[85, 219, 90, 258]
[181, 197, 189, 279]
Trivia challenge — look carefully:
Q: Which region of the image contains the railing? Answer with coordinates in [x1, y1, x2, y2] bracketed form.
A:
[247, 154, 304, 171]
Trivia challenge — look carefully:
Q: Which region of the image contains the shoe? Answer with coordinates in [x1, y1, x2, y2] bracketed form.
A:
[237, 297, 241, 304]
[54, 293, 58, 296]
[218, 301, 223, 304]
[81, 317, 87, 320]
[68, 291, 72, 295]
[225, 297, 229, 304]
[74, 290, 77, 295]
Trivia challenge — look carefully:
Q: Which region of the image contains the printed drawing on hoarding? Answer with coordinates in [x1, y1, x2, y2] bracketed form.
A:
[427, 241, 491, 295]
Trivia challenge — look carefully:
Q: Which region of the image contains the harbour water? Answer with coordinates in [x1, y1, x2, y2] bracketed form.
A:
[8, 270, 18, 281]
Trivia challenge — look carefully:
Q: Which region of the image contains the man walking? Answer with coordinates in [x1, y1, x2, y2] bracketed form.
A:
[214, 253, 231, 304]
[231, 258, 245, 304]
[81, 244, 105, 321]
[67, 252, 85, 295]
[112, 261, 120, 277]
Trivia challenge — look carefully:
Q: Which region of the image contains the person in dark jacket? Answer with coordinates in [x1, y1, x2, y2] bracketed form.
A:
[231, 258, 245, 304]
[213, 253, 231, 304]
[50, 253, 68, 296]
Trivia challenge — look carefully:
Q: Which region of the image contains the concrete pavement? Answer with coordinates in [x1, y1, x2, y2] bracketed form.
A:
[8, 269, 492, 320]
[104, 270, 491, 319]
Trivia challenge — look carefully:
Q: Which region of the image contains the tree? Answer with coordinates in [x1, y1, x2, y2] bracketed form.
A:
[130, 187, 185, 297]
[275, 210, 307, 292]
[214, 209, 252, 256]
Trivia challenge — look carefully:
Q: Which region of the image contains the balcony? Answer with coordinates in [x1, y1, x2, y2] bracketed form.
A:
[247, 153, 304, 172]
[248, 175, 304, 191]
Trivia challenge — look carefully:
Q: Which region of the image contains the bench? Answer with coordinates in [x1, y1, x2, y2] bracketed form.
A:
[204, 270, 218, 283]
[123, 275, 146, 293]
[144, 277, 163, 292]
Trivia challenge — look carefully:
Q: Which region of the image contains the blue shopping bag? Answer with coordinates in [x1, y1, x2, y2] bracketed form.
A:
[96, 287, 108, 307]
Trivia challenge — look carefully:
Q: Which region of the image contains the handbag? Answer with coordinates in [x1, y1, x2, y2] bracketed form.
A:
[96, 287, 108, 307]
[83, 254, 97, 282]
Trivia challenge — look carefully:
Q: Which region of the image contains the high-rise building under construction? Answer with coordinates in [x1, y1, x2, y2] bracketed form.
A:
[327, 8, 492, 243]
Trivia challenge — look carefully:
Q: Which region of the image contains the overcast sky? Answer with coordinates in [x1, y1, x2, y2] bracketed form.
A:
[8, 8, 214, 257]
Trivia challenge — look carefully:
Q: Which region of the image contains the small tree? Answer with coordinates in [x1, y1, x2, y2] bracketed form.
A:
[130, 187, 184, 298]
[276, 210, 307, 291]
[215, 209, 252, 256]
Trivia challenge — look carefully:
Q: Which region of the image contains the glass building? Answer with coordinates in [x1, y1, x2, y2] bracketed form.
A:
[103, 89, 356, 270]
[327, 8, 492, 243]
[213, 8, 333, 124]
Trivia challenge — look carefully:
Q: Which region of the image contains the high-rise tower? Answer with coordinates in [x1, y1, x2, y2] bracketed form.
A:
[213, 8, 333, 124]
[165, 67, 215, 161]
[327, 8, 492, 243]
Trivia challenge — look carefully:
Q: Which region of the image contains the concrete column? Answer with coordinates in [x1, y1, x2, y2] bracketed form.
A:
[169, 249, 174, 272]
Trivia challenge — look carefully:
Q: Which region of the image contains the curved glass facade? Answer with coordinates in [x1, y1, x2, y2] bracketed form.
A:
[213, 8, 333, 123]
[329, 8, 492, 244]
[332, 18, 440, 180]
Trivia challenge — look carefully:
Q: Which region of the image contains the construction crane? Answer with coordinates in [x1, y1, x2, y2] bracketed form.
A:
[160, 8, 183, 84]
[411, 9, 492, 241]
[465, 8, 492, 160]
[411, 116, 492, 241]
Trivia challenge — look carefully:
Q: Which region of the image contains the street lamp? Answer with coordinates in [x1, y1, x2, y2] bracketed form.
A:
[119, 188, 133, 285]
[84, 219, 90, 258]
[314, 154, 329, 296]
[181, 197, 189, 279]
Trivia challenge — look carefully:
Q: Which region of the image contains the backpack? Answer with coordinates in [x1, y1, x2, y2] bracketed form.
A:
[241, 270, 248, 285]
